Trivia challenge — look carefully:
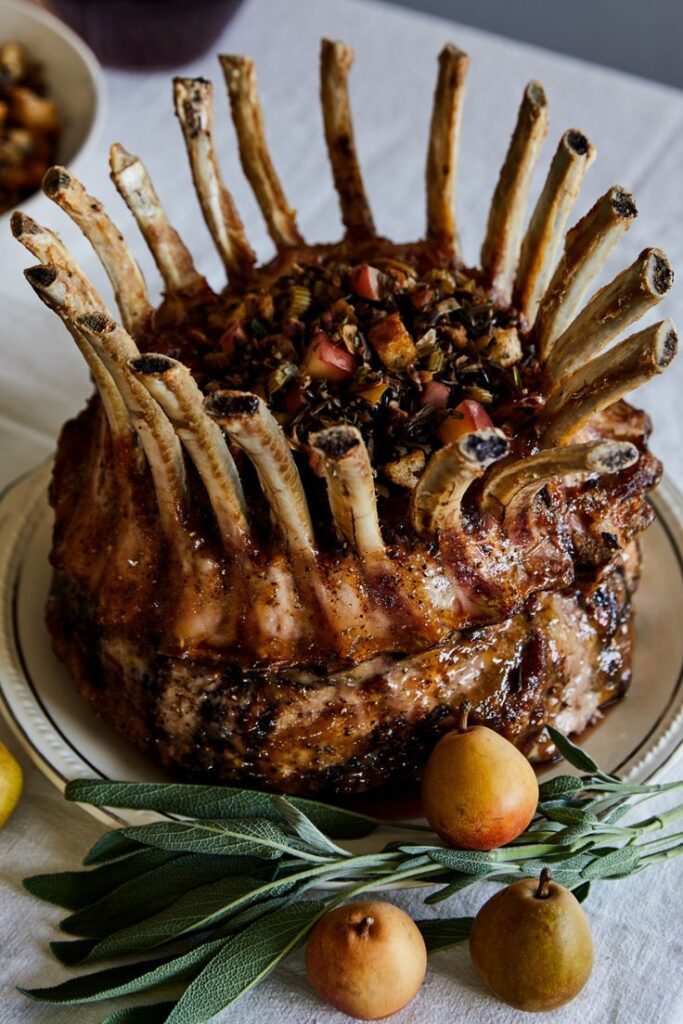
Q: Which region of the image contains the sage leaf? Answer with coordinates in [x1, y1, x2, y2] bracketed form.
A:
[118, 819, 325, 862]
[164, 900, 327, 1024]
[400, 847, 497, 874]
[550, 821, 601, 848]
[50, 938, 98, 966]
[543, 808, 599, 827]
[538, 775, 584, 800]
[604, 803, 635, 825]
[416, 917, 474, 951]
[271, 796, 349, 858]
[546, 727, 601, 774]
[66, 780, 377, 839]
[84, 831, 145, 866]
[23, 850, 180, 911]
[581, 846, 641, 880]
[20, 938, 224, 1004]
[78, 875, 282, 964]
[99, 1003, 175, 1024]
[423, 876, 482, 904]
[572, 881, 591, 903]
[61, 854, 263, 938]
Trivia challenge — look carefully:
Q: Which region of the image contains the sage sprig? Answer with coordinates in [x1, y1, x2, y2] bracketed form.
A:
[21, 731, 683, 1024]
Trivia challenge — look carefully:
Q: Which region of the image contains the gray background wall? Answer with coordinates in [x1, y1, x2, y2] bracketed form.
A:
[374, 0, 683, 90]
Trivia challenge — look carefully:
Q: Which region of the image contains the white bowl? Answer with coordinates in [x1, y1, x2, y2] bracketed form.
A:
[0, 0, 105, 220]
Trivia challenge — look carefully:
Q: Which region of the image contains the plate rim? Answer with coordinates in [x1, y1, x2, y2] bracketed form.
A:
[1, 459, 683, 836]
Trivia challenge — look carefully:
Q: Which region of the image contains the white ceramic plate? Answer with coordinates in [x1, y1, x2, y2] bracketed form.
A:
[1, 462, 683, 848]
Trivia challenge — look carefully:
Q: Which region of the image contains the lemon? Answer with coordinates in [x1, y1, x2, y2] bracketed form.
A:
[0, 742, 24, 828]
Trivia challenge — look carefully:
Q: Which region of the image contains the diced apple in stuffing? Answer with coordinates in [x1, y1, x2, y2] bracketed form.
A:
[218, 321, 246, 357]
[348, 263, 383, 300]
[368, 313, 417, 371]
[420, 380, 450, 408]
[382, 450, 426, 489]
[301, 331, 357, 381]
[438, 399, 493, 444]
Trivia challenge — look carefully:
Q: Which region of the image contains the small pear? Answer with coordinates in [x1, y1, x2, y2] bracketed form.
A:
[421, 706, 538, 850]
[0, 742, 23, 828]
[470, 868, 594, 1011]
[305, 900, 427, 1020]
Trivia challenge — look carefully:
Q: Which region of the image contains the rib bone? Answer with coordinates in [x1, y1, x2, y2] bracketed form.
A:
[42, 166, 153, 340]
[23, 265, 130, 439]
[220, 55, 303, 249]
[480, 82, 549, 305]
[11, 210, 104, 307]
[542, 319, 678, 446]
[319, 39, 375, 242]
[425, 44, 469, 256]
[309, 426, 384, 561]
[24, 264, 188, 539]
[130, 354, 249, 549]
[173, 77, 256, 280]
[205, 391, 315, 556]
[411, 428, 509, 536]
[513, 129, 595, 329]
[481, 440, 639, 516]
[75, 313, 189, 540]
[109, 144, 209, 297]
[534, 185, 638, 359]
[544, 248, 674, 383]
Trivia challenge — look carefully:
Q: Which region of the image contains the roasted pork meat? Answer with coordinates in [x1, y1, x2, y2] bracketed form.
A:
[13, 41, 677, 795]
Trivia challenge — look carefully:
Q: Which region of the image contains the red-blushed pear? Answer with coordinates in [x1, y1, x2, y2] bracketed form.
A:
[421, 705, 539, 849]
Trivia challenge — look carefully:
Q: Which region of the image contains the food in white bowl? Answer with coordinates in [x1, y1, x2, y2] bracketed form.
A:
[0, 0, 102, 219]
[0, 39, 60, 214]
[10, 41, 677, 799]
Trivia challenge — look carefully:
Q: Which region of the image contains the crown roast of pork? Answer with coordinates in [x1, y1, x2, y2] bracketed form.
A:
[13, 41, 677, 795]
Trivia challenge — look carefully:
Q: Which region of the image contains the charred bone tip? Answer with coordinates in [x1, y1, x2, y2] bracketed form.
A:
[525, 79, 547, 110]
[204, 391, 260, 418]
[310, 426, 361, 460]
[590, 441, 639, 474]
[129, 354, 176, 376]
[11, 210, 39, 237]
[77, 312, 114, 335]
[566, 130, 590, 156]
[25, 264, 59, 288]
[611, 187, 637, 219]
[459, 429, 510, 465]
[42, 166, 72, 197]
[660, 325, 678, 367]
[648, 249, 674, 296]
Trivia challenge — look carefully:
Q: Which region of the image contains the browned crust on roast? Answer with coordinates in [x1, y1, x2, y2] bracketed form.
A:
[47, 550, 636, 796]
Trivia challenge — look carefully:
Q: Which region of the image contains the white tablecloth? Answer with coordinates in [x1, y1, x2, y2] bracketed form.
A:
[1, 0, 682, 1021]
